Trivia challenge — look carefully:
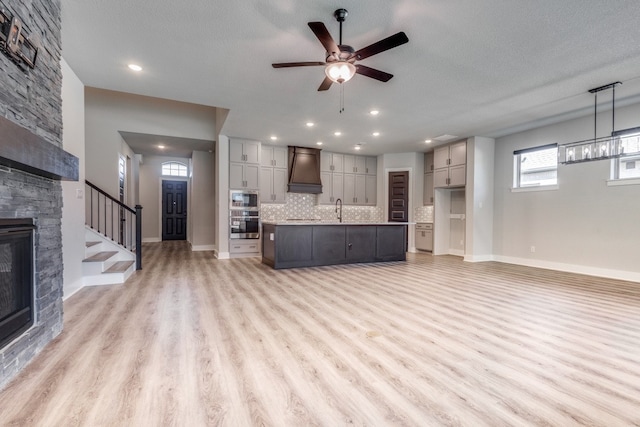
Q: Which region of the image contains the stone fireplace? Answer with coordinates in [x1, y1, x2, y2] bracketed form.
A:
[0, 0, 78, 389]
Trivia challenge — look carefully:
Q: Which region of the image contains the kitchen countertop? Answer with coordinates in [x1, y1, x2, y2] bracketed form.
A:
[262, 221, 412, 226]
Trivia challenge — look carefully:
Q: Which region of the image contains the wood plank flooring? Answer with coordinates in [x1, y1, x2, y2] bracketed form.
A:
[1, 241, 639, 426]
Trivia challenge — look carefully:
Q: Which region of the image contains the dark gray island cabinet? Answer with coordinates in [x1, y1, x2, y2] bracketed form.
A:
[262, 222, 407, 269]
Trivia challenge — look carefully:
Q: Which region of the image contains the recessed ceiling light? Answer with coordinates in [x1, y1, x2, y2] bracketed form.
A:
[372, 132, 380, 137]
[334, 131, 341, 136]
[270, 136, 277, 140]
[316, 141, 323, 146]
[128, 64, 142, 72]
[306, 122, 314, 127]
[157, 145, 165, 149]
[370, 110, 379, 116]
[354, 145, 361, 150]
[424, 139, 432, 144]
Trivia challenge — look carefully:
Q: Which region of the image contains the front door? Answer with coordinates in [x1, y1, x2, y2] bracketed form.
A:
[162, 180, 187, 240]
[388, 171, 409, 222]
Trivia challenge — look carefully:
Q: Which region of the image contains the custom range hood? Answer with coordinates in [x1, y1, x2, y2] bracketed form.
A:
[287, 146, 322, 194]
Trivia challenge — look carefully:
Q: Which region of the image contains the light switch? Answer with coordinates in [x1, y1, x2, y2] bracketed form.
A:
[76, 189, 83, 199]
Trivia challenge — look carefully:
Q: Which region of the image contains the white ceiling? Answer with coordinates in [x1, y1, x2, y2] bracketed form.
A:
[61, 0, 640, 156]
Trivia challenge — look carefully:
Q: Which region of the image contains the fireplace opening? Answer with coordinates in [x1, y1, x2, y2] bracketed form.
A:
[0, 218, 35, 350]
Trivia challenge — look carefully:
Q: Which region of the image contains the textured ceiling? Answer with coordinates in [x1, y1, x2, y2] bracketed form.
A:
[61, 0, 640, 155]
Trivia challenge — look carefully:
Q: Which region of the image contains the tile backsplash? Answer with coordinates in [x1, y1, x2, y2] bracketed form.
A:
[261, 193, 383, 222]
[414, 205, 434, 223]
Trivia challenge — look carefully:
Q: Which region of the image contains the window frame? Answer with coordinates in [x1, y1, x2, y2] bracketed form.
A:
[512, 143, 558, 190]
[161, 161, 188, 177]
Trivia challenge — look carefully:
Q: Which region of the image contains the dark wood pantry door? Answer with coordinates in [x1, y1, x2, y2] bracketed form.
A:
[162, 180, 187, 241]
[388, 171, 409, 222]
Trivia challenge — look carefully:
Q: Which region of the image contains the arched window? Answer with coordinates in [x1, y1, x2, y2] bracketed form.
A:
[161, 161, 188, 177]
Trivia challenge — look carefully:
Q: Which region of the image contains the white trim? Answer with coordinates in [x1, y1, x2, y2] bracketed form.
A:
[606, 178, 640, 187]
[191, 244, 216, 251]
[493, 255, 640, 283]
[449, 249, 465, 257]
[62, 279, 84, 301]
[142, 237, 161, 243]
[464, 254, 494, 262]
[511, 184, 559, 193]
[215, 250, 230, 259]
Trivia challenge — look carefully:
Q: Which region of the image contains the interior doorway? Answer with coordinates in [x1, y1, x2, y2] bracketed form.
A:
[388, 171, 409, 222]
[162, 180, 187, 240]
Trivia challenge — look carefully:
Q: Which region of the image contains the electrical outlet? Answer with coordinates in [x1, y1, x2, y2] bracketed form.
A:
[530, 246, 536, 253]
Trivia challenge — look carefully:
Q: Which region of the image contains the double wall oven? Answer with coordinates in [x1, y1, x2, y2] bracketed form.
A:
[230, 190, 260, 239]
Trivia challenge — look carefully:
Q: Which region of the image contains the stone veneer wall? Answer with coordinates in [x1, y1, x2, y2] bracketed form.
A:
[0, 0, 63, 389]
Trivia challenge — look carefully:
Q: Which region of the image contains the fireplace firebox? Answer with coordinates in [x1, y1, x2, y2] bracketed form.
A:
[0, 218, 35, 350]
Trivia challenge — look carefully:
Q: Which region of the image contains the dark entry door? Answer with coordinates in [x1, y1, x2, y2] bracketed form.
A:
[162, 180, 187, 240]
[388, 171, 409, 222]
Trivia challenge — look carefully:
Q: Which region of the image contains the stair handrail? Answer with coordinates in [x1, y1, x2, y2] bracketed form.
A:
[85, 180, 142, 270]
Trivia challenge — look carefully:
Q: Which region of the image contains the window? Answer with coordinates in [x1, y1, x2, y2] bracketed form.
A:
[611, 129, 640, 181]
[161, 161, 188, 177]
[513, 144, 558, 188]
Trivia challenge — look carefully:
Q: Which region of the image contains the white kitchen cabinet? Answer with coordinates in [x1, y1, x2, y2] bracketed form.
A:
[344, 155, 367, 174]
[230, 162, 259, 189]
[365, 156, 377, 175]
[261, 145, 287, 168]
[319, 171, 343, 204]
[260, 167, 287, 203]
[230, 139, 260, 164]
[415, 223, 433, 251]
[229, 239, 260, 255]
[423, 172, 434, 205]
[343, 174, 367, 205]
[434, 140, 466, 188]
[424, 152, 434, 173]
[365, 174, 377, 205]
[321, 151, 344, 173]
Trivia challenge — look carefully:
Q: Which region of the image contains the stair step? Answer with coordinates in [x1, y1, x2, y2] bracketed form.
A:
[86, 241, 101, 248]
[83, 251, 118, 262]
[103, 260, 135, 274]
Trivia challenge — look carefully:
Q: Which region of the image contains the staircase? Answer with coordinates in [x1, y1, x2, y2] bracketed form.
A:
[83, 226, 136, 285]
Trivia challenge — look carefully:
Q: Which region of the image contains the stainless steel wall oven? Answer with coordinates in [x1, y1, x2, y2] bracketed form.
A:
[229, 190, 260, 239]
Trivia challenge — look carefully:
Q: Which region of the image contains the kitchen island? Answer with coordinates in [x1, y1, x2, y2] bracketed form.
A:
[261, 222, 408, 269]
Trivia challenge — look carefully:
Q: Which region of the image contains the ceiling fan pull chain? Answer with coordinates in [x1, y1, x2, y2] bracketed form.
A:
[340, 84, 345, 113]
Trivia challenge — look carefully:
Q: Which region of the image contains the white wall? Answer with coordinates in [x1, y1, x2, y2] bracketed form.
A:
[191, 151, 216, 250]
[493, 101, 640, 281]
[139, 155, 190, 242]
[215, 135, 230, 258]
[60, 58, 86, 299]
[84, 88, 217, 197]
[466, 136, 495, 262]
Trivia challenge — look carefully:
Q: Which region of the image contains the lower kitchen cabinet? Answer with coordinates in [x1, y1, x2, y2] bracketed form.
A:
[415, 223, 433, 251]
[262, 223, 407, 269]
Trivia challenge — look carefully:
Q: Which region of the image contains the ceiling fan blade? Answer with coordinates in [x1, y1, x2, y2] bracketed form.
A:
[272, 61, 325, 68]
[354, 32, 409, 61]
[355, 64, 393, 82]
[308, 22, 340, 57]
[318, 76, 333, 91]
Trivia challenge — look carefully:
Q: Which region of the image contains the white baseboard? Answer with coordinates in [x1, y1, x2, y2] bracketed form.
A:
[449, 249, 465, 257]
[63, 279, 84, 301]
[191, 244, 216, 252]
[493, 255, 640, 283]
[464, 254, 495, 263]
[215, 250, 230, 259]
[142, 237, 161, 243]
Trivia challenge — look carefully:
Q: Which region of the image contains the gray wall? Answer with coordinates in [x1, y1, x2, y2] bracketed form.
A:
[493, 101, 640, 280]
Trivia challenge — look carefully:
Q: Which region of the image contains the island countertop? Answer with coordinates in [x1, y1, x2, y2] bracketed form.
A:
[261, 220, 413, 226]
[262, 222, 408, 269]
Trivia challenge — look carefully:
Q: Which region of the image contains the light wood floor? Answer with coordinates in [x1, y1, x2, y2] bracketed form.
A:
[1, 241, 640, 426]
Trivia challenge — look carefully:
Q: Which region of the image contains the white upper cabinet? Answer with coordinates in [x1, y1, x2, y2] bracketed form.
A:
[230, 139, 260, 164]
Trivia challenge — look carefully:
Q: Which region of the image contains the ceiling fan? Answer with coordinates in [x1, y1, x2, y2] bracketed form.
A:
[272, 8, 409, 91]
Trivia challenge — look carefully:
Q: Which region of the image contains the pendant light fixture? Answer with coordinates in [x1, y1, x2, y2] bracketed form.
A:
[559, 82, 640, 164]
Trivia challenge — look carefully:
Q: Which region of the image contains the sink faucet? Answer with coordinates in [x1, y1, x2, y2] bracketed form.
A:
[335, 198, 342, 223]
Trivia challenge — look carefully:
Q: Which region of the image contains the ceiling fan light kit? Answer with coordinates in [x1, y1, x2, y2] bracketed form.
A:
[272, 8, 409, 91]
